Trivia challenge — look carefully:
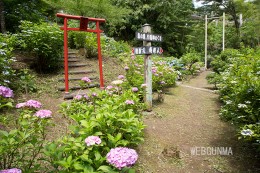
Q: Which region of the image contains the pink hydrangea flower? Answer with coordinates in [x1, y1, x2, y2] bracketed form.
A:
[106, 85, 113, 90]
[74, 95, 82, 100]
[0, 168, 22, 173]
[85, 136, 101, 146]
[16, 102, 26, 108]
[106, 147, 138, 170]
[34, 110, 52, 118]
[152, 67, 157, 74]
[92, 92, 97, 97]
[25, 100, 42, 108]
[125, 100, 134, 105]
[16, 100, 42, 109]
[81, 77, 91, 83]
[118, 75, 125, 80]
[0, 86, 13, 98]
[132, 87, 138, 92]
[83, 94, 89, 100]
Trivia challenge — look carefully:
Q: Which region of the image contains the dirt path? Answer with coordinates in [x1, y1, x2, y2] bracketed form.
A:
[136, 71, 260, 173]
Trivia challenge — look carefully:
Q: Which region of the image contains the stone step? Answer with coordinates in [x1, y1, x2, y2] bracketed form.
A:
[60, 58, 81, 62]
[63, 70, 95, 75]
[61, 63, 91, 68]
[68, 52, 77, 55]
[58, 76, 98, 82]
[58, 83, 99, 91]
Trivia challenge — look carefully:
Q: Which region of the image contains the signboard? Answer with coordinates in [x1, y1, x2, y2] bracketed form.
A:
[135, 32, 163, 42]
[132, 46, 163, 55]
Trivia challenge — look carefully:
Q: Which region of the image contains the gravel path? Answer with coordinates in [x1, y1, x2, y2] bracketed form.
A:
[136, 71, 260, 173]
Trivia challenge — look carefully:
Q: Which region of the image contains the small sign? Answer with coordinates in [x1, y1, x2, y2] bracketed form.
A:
[135, 32, 163, 42]
[132, 46, 163, 55]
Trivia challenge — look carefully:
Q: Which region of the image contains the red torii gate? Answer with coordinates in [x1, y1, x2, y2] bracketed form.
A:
[56, 13, 106, 94]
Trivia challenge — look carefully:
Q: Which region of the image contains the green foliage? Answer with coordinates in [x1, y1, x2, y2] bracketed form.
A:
[44, 88, 145, 172]
[69, 32, 131, 58]
[0, 34, 17, 88]
[207, 48, 260, 151]
[111, 0, 194, 56]
[18, 21, 63, 73]
[3, 0, 55, 32]
[0, 109, 52, 172]
[180, 51, 202, 74]
[124, 55, 178, 95]
[103, 36, 131, 58]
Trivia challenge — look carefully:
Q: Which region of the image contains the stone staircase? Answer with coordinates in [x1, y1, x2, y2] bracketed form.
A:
[58, 51, 100, 99]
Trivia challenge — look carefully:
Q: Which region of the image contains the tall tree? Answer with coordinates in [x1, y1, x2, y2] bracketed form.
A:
[0, 0, 6, 33]
[111, 0, 195, 56]
[43, 0, 130, 30]
[2, 0, 55, 32]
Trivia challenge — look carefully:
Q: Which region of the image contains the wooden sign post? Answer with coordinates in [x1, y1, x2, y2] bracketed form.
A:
[133, 24, 163, 111]
[143, 24, 153, 111]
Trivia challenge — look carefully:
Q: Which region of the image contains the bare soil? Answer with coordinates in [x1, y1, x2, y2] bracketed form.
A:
[135, 71, 260, 173]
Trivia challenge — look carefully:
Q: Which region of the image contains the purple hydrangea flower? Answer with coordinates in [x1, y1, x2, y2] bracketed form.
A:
[125, 100, 134, 105]
[83, 94, 89, 100]
[85, 136, 101, 146]
[81, 77, 91, 83]
[0, 86, 13, 98]
[0, 168, 22, 173]
[106, 147, 138, 170]
[132, 87, 138, 92]
[25, 100, 42, 108]
[160, 81, 166, 85]
[34, 110, 52, 118]
[118, 75, 125, 80]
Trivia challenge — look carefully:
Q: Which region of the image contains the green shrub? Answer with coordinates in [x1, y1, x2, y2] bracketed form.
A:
[44, 88, 144, 172]
[103, 36, 131, 57]
[124, 55, 178, 94]
[180, 51, 201, 75]
[0, 101, 52, 172]
[207, 48, 260, 151]
[69, 32, 131, 58]
[0, 34, 17, 88]
[18, 21, 63, 73]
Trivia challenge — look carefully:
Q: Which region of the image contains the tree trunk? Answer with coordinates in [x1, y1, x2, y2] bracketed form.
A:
[0, 0, 6, 33]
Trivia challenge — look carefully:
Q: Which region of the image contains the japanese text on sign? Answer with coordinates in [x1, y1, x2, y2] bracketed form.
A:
[133, 46, 163, 55]
[135, 32, 163, 42]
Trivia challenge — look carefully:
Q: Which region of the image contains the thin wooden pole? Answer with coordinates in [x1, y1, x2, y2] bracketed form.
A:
[223, 12, 225, 51]
[143, 24, 152, 111]
[205, 15, 207, 69]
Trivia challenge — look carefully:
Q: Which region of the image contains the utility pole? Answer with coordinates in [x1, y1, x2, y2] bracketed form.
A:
[223, 12, 225, 51]
[205, 15, 207, 69]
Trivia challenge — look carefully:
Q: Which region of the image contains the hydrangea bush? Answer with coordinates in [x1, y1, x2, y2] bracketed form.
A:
[123, 54, 178, 102]
[207, 48, 260, 151]
[44, 86, 144, 172]
[0, 86, 13, 110]
[0, 100, 52, 172]
[18, 21, 63, 73]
